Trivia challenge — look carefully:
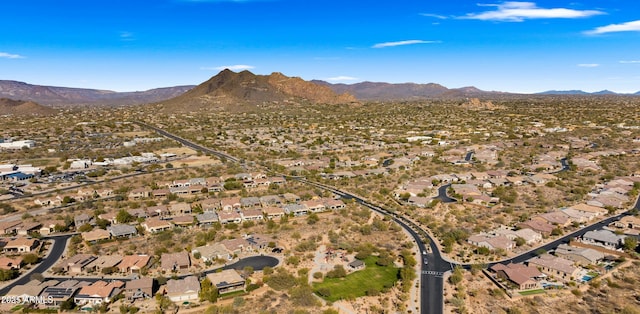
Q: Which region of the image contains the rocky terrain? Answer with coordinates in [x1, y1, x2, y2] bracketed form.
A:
[0, 80, 194, 106]
[0, 98, 57, 115]
[159, 69, 357, 112]
[459, 98, 505, 110]
[313, 80, 506, 100]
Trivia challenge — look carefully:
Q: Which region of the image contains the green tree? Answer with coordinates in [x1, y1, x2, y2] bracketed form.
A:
[22, 253, 39, 264]
[155, 293, 173, 311]
[375, 251, 393, 266]
[77, 223, 94, 232]
[0, 268, 18, 281]
[449, 266, 464, 285]
[200, 278, 219, 303]
[95, 218, 110, 229]
[264, 269, 297, 290]
[623, 236, 638, 252]
[59, 299, 76, 311]
[325, 265, 347, 278]
[289, 284, 318, 307]
[62, 196, 76, 205]
[306, 213, 319, 225]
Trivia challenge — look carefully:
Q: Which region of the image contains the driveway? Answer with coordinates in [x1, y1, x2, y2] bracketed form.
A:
[218, 255, 279, 272]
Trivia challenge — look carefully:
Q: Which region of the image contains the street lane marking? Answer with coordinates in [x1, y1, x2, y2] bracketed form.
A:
[422, 270, 444, 276]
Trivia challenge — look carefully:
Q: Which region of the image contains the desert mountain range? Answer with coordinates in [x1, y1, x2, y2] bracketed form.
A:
[0, 98, 57, 116]
[312, 81, 497, 100]
[1, 70, 639, 111]
[159, 69, 356, 111]
[0, 80, 194, 106]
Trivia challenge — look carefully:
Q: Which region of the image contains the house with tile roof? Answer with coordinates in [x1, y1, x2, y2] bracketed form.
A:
[73, 280, 124, 306]
[141, 218, 172, 233]
[125, 277, 154, 301]
[490, 263, 543, 290]
[527, 254, 579, 282]
[554, 244, 605, 265]
[160, 251, 190, 272]
[581, 229, 626, 250]
[118, 255, 151, 274]
[206, 269, 245, 294]
[3, 237, 39, 253]
[165, 276, 199, 302]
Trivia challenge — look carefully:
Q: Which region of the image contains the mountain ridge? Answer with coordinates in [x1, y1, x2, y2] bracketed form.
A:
[537, 89, 633, 95]
[159, 69, 357, 112]
[312, 80, 510, 100]
[1, 77, 639, 106]
[0, 98, 57, 116]
[0, 80, 195, 106]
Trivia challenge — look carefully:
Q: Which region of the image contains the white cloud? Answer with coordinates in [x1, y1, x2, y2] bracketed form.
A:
[462, 2, 603, 22]
[620, 60, 640, 64]
[120, 31, 135, 41]
[0, 52, 25, 59]
[325, 76, 359, 82]
[372, 40, 440, 48]
[420, 13, 447, 19]
[120, 32, 133, 40]
[201, 64, 255, 71]
[577, 63, 599, 67]
[586, 20, 640, 35]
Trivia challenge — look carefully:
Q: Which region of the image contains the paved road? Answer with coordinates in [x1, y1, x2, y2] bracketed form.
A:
[464, 151, 474, 162]
[0, 234, 71, 295]
[135, 121, 242, 165]
[294, 178, 446, 314]
[483, 212, 631, 268]
[219, 255, 279, 272]
[434, 184, 457, 203]
[7, 167, 180, 202]
[551, 157, 570, 174]
[294, 178, 640, 314]
[1, 196, 118, 223]
[476, 194, 640, 269]
[128, 123, 638, 314]
[127, 121, 448, 314]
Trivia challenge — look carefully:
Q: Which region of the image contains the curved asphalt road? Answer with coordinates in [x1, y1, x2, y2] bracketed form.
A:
[464, 152, 474, 162]
[434, 184, 457, 203]
[219, 255, 279, 272]
[295, 178, 447, 314]
[0, 234, 71, 295]
[134, 121, 241, 164]
[128, 123, 637, 314]
[9, 167, 182, 202]
[131, 122, 446, 314]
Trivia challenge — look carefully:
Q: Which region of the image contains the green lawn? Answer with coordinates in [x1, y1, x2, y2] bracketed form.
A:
[518, 289, 545, 296]
[218, 290, 247, 299]
[312, 256, 400, 302]
[587, 271, 599, 277]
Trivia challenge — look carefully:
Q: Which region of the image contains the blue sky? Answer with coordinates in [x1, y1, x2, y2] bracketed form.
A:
[1, 0, 640, 93]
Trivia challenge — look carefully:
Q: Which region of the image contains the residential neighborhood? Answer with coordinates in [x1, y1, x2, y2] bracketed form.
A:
[1, 92, 640, 314]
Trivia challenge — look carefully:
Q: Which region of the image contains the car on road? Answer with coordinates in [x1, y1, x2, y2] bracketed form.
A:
[424, 258, 428, 265]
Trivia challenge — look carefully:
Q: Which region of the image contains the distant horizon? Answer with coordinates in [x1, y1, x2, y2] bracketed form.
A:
[2, 69, 638, 95]
[2, 1, 640, 94]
